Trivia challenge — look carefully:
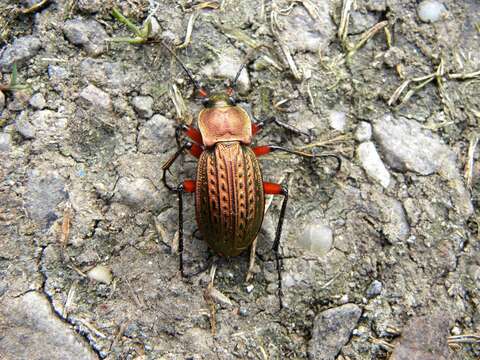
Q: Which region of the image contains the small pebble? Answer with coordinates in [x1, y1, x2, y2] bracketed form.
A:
[339, 294, 349, 304]
[245, 284, 254, 293]
[87, 265, 113, 284]
[298, 224, 333, 255]
[328, 111, 347, 132]
[366, 280, 382, 298]
[451, 326, 462, 336]
[417, 0, 447, 23]
[29, 93, 46, 110]
[0, 91, 5, 110]
[0, 36, 41, 71]
[63, 18, 108, 56]
[239, 307, 248, 317]
[355, 121, 372, 142]
[357, 141, 391, 188]
[79, 84, 112, 111]
[132, 96, 154, 118]
[77, 0, 102, 13]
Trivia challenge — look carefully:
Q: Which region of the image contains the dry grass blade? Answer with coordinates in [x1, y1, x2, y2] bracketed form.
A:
[279, 42, 302, 80]
[464, 134, 479, 190]
[60, 203, 72, 248]
[347, 21, 388, 59]
[388, 79, 411, 106]
[449, 70, 480, 80]
[62, 280, 77, 318]
[176, 13, 198, 49]
[338, 0, 354, 43]
[448, 334, 480, 344]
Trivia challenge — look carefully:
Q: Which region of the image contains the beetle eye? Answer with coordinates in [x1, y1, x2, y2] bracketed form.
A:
[228, 97, 237, 106]
[202, 98, 211, 107]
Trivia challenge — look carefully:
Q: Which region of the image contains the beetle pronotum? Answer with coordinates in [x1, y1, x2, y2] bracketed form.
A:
[161, 46, 340, 308]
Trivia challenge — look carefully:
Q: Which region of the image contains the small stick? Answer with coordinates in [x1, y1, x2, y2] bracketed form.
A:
[176, 13, 198, 49]
[464, 134, 479, 190]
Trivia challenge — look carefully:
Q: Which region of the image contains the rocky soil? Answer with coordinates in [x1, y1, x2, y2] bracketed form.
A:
[0, 0, 479, 359]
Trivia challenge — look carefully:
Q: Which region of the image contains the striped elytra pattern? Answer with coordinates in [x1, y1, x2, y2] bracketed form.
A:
[195, 141, 265, 256]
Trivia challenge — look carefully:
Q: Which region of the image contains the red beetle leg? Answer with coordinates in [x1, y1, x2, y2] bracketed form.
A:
[251, 122, 262, 136]
[252, 145, 271, 157]
[182, 180, 196, 193]
[263, 182, 284, 195]
[184, 126, 204, 145]
[189, 143, 203, 158]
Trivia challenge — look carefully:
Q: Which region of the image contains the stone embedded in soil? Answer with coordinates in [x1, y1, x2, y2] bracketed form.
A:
[0, 132, 13, 152]
[29, 93, 46, 110]
[15, 111, 36, 139]
[328, 110, 347, 132]
[0, 90, 5, 110]
[77, 0, 103, 13]
[0, 35, 41, 71]
[132, 96, 154, 118]
[373, 114, 455, 176]
[79, 84, 112, 111]
[138, 114, 176, 154]
[366, 280, 382, 298]
[371, 192, 410, 244]
[87, 265, 113, 284]
[355, 121, 372, 142]
[0, 291, 97, 360]
[25, 166, 66, 224]
[115, 177, 161, 210]
[390, 314, 450, 360]
[417, 0, 447, 23]
[276, 4, 335, 53]
[298, 224, 333, 255]
[349, 11, 381, 34]
[63, 18, 107, 56]
[308, 304, 362, 360]
[357, 141, 391, 188]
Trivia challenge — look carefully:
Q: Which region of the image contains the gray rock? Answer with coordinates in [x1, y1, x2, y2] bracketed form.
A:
[277, 4, 335, 53]
[417, 1, 447, 23]
[132, 96, 154, 118]
[48, 65, 69, 80]
[371, 193, 410, 244]
[355, 121, 372, 142]
[308, 304, 362, 360]
[138, 114, 175, 153]
[63, 18, 107, 56]
[366, 0, 386, 11]
[115, 177, 161, 209]
[79, 84, 112, 111]
[29, 93, 46, 109]
[80, 58, 137, 89]
[0, 36, 41, 71]
[0, 292, 97, 360]
[0, 132, 13, 152]
[373, 115, 455, 177]
[15, 111, 36, 139]
[77, 0, 102, 13]
[391, 314, 450, 360]
[0, 90, 5, 110]
[328, 110, 346, 132]
[25, 166, 66, 225]
[357, 141, 391, 188]
[366, 280, 382, 298]
[298, 224, 333, 255]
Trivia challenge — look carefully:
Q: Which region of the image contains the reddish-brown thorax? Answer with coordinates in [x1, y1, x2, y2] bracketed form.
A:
[198, 103, 252, 147]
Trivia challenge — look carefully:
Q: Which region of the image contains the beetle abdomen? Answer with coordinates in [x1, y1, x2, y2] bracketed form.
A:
[196, 142, 265, 256]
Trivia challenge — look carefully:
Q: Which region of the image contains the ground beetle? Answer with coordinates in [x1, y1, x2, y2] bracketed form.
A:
[161, 50, 340, 308]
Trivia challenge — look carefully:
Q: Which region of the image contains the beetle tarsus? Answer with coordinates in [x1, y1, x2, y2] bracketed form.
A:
[177, 184, 185, 277]
[272, 186, 288, 310]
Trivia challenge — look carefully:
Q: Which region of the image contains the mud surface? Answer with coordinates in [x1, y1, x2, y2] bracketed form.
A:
[1, 0, 479, 359]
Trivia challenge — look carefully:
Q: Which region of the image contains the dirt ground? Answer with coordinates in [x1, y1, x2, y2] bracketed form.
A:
[0, 0, 479, 359]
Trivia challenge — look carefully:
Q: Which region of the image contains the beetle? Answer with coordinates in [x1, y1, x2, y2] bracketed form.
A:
[161, 50, 340, 308]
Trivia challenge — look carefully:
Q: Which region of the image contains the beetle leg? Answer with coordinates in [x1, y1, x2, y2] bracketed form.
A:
[176, 124, 204, 147]
[263, 182, 288, 309]
[253, 145, 341, 173]
[162, 142, 203, 192]
[177, 180, 196, 277]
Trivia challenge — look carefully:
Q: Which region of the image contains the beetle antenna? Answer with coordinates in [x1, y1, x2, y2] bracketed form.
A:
[160, 41, 208, 97]
[231, 63, 245, 91]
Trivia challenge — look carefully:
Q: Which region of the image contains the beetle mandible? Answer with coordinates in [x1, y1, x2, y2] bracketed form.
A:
[161, 48, 340, 308]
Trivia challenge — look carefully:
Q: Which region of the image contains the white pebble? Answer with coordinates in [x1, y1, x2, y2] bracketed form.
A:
[246, 284, 254, 293]
[298, 224, 333, 255]
[357, 141, 391, 188]
[328, 111, 347, 132]
[87, 265, 113, 284]
[355, 121, 372, 142]
[418, 1, 447, 23]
